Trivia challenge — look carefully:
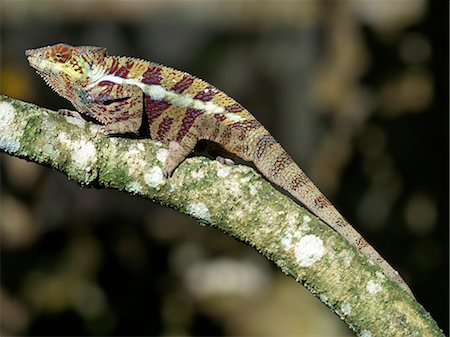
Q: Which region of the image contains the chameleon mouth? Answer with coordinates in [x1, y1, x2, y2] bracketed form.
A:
[25, 52, 66, 94]
[26, 55, 56, 75]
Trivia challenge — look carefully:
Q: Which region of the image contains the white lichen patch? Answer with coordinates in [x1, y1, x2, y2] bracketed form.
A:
[144, 166, 164, 188]
[0, 137, 20, 153]
[239, 176, 251, 185]
[130, 158, 150, 176]
[0, 102, 15, 128]
[286, 214, 298, 226]
[232, 209, 245, 222]
[57, 132, 69, 144]
[249, 183, 260, 196]
[340, 302, 352, 316]
[227, 180, 244, 196]
[281, 233, 293, 249]
[293, 230, 302, 239]
[126, 181, 143, 194]
[217, 166, 232, 178]
[128, 143, 145, 155]
[156, 148, 168, 163]
[361, 330, 372, 337]
[339, 250, 354, 267]
[294, 235, 324, 267]
[0, 102, 21, 153]
[366, 280, 382, 294]
[125, 144, 150, 176]
[303, 215, 312, 224]
[68, 139, 96, 169]
[186, 202, 210, 222]
[191, 170, 205, 179]
[41, 119, 57, 134]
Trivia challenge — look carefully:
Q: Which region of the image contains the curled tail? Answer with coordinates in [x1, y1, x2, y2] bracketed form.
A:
[248, 131, 413, 296]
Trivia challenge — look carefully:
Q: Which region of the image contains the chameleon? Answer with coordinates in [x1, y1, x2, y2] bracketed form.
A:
[26, 43, 413, 296]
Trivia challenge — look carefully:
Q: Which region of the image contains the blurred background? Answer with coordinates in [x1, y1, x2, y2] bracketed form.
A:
[0, 1, 448, 336]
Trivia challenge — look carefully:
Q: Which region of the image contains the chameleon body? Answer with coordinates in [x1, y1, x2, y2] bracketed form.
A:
[26, 43, 413, 295]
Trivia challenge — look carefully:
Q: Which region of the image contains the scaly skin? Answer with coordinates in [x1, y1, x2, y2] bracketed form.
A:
[26, 43, 413, 296]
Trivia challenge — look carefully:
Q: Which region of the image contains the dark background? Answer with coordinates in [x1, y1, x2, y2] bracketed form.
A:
[1, 1, 448, 336]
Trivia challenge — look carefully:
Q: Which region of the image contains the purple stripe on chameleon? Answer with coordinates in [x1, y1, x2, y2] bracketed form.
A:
[142, 65, 162, 85]
[254, 134, 277, 159]
[157, 116, 174, 141]
[225, 102, 244, 113]
[114, 62, 133, 78]
[108, 59, 119, 74]
[172, 75, 195, 94]
[176, 108, 204, 142]
[194, 85, 218, 102]
[144, 94, 171, 125]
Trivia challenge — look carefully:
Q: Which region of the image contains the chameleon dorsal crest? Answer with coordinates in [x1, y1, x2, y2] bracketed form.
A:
[76, 46, 108, 59]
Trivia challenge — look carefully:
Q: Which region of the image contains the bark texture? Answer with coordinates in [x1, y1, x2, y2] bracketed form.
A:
[0, 95, 444, 337]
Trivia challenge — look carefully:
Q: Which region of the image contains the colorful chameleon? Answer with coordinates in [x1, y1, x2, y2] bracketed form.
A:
[26, 43, 413, 296]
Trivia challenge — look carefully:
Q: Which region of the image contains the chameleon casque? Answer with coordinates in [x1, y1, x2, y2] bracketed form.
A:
[26, 43, 413, 296]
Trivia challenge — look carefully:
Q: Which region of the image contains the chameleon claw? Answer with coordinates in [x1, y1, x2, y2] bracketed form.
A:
[162, 159, 176, 178]
[162, 168, 172, 179]
[216, 156, 235, 166]
[162, 161, 177, 179]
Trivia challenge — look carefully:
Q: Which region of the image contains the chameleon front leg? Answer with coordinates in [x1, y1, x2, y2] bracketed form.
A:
[81, 83, 144, 135]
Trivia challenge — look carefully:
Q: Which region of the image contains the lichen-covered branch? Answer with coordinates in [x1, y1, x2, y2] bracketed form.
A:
[0, 95, 444, 337]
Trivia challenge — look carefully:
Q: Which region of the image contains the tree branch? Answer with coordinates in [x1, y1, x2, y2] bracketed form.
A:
[0, 95, 444, 336]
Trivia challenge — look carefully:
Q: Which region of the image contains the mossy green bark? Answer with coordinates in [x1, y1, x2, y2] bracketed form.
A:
[0, 95, 444, 337]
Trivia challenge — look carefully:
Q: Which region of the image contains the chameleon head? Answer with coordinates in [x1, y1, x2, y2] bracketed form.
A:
[25, 43, 107, 96]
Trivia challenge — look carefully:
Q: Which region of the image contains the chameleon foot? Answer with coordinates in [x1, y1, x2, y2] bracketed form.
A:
[57, 108, 84, 120]
[163, 140, 197, 178]
[163, 141, 183, 178]
[216, 156, 235, 165]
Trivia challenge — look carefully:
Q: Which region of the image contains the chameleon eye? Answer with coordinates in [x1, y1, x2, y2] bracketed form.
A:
[54, 52, 70, 63]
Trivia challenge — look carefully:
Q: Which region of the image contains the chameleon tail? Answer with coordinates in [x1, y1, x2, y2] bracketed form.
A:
[249, 132, 414, 296]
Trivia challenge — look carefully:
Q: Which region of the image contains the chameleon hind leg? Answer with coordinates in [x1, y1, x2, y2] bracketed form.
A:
[163, 131, 200, 177]
[161, 112, 233, 177]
